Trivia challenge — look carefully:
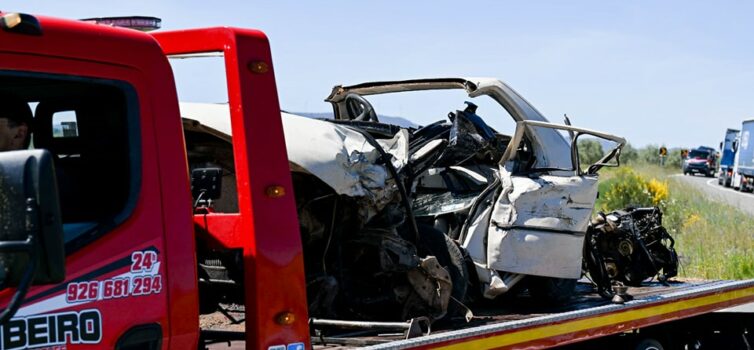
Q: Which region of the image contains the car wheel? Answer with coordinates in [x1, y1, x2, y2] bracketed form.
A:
[527, 276, 577, 305]
[634, 338, 665, 350]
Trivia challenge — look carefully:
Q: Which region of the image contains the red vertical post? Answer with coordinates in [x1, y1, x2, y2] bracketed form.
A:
[154, 28, 310, 349]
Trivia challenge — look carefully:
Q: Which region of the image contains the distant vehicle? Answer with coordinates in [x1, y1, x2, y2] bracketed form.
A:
[732, 120, 754, 191]
[697, 145, 717, 155]
[718, 129, 740, 187]
[683, 147, 717, 177]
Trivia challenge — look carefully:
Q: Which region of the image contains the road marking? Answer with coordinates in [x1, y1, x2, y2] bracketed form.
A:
[704, 178, 754, 198]
[669, 173, 753, 199]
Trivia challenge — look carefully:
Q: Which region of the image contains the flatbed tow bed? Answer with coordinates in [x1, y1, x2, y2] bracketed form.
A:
[204, 279, 754, 349]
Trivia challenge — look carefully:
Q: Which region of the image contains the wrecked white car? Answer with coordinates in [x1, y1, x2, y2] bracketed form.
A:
[181, 77, 625, 324]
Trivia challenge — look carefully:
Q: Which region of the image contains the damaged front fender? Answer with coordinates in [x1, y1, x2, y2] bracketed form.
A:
[282, 114, 409, 199]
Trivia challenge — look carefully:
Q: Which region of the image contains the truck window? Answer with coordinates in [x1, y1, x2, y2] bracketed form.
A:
[52, 111, 79, 138]
[0, 71, 140, 253]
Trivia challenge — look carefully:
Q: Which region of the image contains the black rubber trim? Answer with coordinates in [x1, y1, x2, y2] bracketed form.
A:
[116, 323, 162, 350]
[491, 224, 587, 236]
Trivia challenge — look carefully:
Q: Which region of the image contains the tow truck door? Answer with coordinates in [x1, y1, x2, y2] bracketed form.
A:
[0, 15, 187, 349]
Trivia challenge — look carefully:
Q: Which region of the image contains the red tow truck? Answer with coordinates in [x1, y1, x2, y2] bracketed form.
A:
[1, 11, 754, 350]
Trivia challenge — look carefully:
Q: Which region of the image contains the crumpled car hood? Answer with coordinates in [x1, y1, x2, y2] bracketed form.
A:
[281, 114, 409, 198]
[179, 101, 408, 200]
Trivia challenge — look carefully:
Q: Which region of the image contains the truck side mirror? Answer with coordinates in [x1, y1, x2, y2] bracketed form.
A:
[0, 150, 65, 323]
[733, 141, 739, 152]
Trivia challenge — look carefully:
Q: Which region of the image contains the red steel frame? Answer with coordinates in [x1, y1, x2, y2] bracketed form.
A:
[153, 28, 310, 349]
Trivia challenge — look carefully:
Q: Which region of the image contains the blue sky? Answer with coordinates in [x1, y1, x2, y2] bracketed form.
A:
[4, 1, 754, 148]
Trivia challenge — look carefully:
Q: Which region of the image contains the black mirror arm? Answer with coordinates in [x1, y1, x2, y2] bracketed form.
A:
[0, 246, 36, 325]
[0, 197, 40, 325]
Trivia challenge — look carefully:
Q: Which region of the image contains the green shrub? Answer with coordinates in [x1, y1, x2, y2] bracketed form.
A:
[620, 143, 639, 164]
[577, 139, 604, 165]
[597, 167, 668, 212]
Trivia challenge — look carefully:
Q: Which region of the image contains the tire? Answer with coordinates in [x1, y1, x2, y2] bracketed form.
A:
[527, 276, 577, 305]
[417, 225, 469, 319]
[634, 338, 664, 350]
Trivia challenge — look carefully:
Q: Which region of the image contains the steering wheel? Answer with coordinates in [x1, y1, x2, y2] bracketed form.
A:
[344, 93, 378, 122]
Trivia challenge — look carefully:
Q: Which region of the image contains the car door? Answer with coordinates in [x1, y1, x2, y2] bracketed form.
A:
[463, 120, 624, 297]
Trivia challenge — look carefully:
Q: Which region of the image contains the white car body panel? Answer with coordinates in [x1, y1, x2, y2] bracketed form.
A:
[486, 172, 597, 279]
[180, 102, 408, 200]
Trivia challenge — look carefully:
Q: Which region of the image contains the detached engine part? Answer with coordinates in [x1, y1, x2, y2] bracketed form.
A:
[585, 207, 679, 297]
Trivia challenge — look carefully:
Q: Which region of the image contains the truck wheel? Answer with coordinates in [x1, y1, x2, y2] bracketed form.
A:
[417, 225, 469, 319]
[634, 338, 664, 350]
[527, 276, 577, 305]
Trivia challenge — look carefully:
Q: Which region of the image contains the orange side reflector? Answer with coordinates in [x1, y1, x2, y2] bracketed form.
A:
[275, 311, 296, 325]
[265, 185, 285, 198]
[248, 61, 270, 74]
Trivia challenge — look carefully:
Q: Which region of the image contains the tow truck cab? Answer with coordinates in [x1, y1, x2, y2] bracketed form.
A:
[0, 13, 308, 349]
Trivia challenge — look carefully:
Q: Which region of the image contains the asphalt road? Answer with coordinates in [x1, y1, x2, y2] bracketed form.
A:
[672, 173, 754, 216]
[672, 173, 754, 313]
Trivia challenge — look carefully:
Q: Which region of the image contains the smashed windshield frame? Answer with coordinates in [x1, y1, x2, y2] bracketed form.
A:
[326, 78, 624, 175]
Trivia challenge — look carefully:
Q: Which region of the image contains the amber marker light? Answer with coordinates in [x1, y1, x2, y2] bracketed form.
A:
[1, 12, 42, 35]
[265, 185, 286, 198]
[275, 311, 296, 325]
[248, 61, 270, 74]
